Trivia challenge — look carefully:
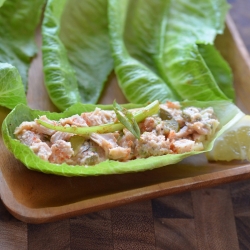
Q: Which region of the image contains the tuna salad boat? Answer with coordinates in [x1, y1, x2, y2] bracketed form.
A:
[15, 101, 219, 164]
[2, 100, 244, 176]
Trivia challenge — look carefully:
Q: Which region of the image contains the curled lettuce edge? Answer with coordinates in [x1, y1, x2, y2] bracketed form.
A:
[197, 44, 235, 101]
[0, 63, 27, 109]
[0, 0, 46, 91]
[2, 101, 244, 177]
[155, 0, 231, 102]
[118, 0, 232, 103]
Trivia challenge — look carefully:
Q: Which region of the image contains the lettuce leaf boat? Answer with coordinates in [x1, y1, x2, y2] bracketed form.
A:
[2, 100, 244, 177]
[42, 0, 114, 110]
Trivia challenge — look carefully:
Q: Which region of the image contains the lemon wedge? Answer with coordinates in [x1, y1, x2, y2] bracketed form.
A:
[207, 115, 250, 161]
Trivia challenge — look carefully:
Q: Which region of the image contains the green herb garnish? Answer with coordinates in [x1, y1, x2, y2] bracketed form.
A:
[113, 100, 140, 139]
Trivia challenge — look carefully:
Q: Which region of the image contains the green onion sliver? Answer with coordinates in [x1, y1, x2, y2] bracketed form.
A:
[36, 100, 160, 136]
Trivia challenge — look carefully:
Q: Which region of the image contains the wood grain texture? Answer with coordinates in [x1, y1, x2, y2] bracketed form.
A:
[152, 193, 196, 250]
[0, 202, 27, 250]
[231, 180, 250, 217]
[111, 201, 155, 250]
[1, 181, 250, 249]
[192, 187, 239, 250]
[231, 179, 250, 249]
[70, 210, 113, 250]
[28, 220, 70, 250]
[154, 218, 197, 250]
[234, 217, 250, 250]
[152, 192, 194, 219]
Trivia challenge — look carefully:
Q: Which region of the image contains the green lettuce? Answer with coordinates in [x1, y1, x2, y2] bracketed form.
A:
[197, 44, 234, 100]
[2, 100, 244, 177]
[0, 63, 27, 109]
[42, 0, 114, 111]
[155, 0, 230, 101]
[124, 0, 234, 101]
[124, 0, 166, 74]
[108, 0, 179, 104]
[0, 0, 5, 7]
[0, 0, 46, 91]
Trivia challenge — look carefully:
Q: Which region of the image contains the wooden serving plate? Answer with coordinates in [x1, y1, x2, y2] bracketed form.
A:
[1, 15, 250, 224]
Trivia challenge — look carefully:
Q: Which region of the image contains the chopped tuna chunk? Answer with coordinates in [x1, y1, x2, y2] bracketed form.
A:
[139, 117, 157, 133]
[90, 133, 119, 156]
[14, 121, 36, 135]
[118, 129, 136, 148]
[16, 130, 41, 146]
[109, 147, 131, 160]
[60, 115, 88, 127]
[34, 116, 56, 135]
[81, 108, 116, 126]
[30, 142, 52, 161]
[182, 107, 201, 122]
[136, 132, 171, 157]
[50, 131, 73, 143]
[49, 140, 74, 164]
[171, 139, 203, 154]
[14, 116, 54, 137]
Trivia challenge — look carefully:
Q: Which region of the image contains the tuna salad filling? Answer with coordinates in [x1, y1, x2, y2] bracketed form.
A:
[14, 101, 220, 166]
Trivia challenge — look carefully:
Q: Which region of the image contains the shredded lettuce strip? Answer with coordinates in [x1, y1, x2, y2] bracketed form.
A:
[42, 0, 114, 111]
[2, 101, 244, 177]
[0, 63, 27, 109]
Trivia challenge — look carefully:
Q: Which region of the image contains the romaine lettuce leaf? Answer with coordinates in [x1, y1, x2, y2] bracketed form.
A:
[155, 0, 230, 101]
[124, 0, 166, 74]
[0, 63, 27, 109]
[0, 0, 46, 91]
[42, 0, 114, 111]
[124, 0, 233, 102]
[198, 44, 235, 100]
[2, 100, 244, 177]
[108, 0, 179, 104]
[0, 0, 5, 7]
